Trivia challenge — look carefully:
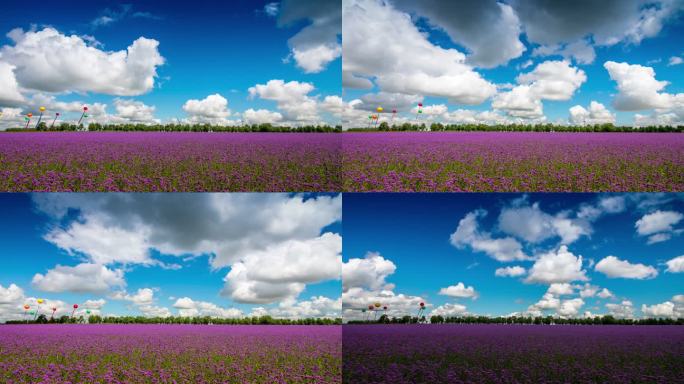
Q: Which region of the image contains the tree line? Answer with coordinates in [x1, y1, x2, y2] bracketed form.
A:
[347, 122, 684, 132]
[346, 314, 684, 325]
[4, 314, 342, 325]
[4, 122, 341, 133]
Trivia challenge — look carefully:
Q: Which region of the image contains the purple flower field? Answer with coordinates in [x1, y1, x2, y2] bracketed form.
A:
[341, 132, 684, 192]
[343, 324, 684, 384]
[2, 132, 683, 192]
[0, 133, 341, 192]
[0, 325, 341, 384]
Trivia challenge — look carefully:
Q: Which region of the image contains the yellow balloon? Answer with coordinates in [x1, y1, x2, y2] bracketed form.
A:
[376, 107, 383, 112]
[374, 302, 381, 308]
[39, 106, 46, 112]
[37, 299, 44, 304]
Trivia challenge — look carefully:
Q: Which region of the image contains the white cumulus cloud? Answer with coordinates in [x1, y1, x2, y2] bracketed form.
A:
[595, 256, 658, 279]
[1, 27, 164, 96]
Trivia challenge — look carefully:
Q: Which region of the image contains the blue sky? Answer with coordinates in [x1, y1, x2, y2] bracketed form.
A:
[0, 193, 342, 321]
[342, 0, 684, 127]
[0, 1, 342, 128]
[342, 193, 684, 319]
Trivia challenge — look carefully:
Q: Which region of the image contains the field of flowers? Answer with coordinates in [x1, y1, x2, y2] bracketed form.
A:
[0, 325, 341, 383]
[341, 132, 684, 191]
[342, 324, 684, 383]
[0, 133, 341, 192]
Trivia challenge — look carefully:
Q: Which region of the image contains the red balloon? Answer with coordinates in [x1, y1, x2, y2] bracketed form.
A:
[420, 302, 425, 307]
[418, 103, 423, 107]
[56, 113, 60, 116]
[383, 306, 388, 310]
[23, 305, 30, 310]
[368, 305, 373, 310]
[392, 109, 397, 113]
[83, 106, 88, 111]
[73, 304, 79, 309]
[27, 113, 33, 118]
[52, 307, 57, 311]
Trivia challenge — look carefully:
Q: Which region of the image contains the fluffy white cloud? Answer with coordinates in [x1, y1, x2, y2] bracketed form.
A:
[606, 300, 634, 318]
[44, 218, 153, 265]
[665, 255, 684, 273]
[32, 263, 125, 293]
[604, 61, 680, 111]
[516, 60, 587, 101]
[0, 62, 24, 106]
[498, 201, 590, 244]
[111, 288, 154, 305]
[343, 0, 496, 104]
[569, 101, 616, 125]
[342, 252, 396, 292]
[248, 80, 319, 123]
[495, 266, 526, 277]
[635, 210, 683, 244]
[32, 194, 342, 306]
[221, 262, 306, 304]
[254, 296, 342, 319]
[438, 282, 478, 300]
[547, 283, 574, 296]
[83, 299, 106, 309]
[450, 210, 529, 262]
[529, 293, 560, 311]
[0, 283, 24, 304]
[595, 256, 658, 279]
[34, 193, 341, 269]
[430, 303, 468, 317]
[112, 98, 157, 122]
[0, 107, 24, 129]
[525, 246, 588, 284]
[494, 60, 585, 120]
[292, 44, 341, 74]
[442, 109, 510, 125]
[393, 0, 525, 68]
[532, 39, 596, 64]
[597, 288, 615, 299]
[633, 99, 684, 127]
[577, 195, 628, 220]
[173, 297, 243, 318]
[641, 301, 675, 318]
[111, 288, 172, 317]
[278, 0, 341, 73]
[221, 233, 341, 303]
[138, 305, 172, 318]
[492, 85, 544, 119]
[183, 94, 230, 119]
[242, 108, 283, 125]
[573, 283, 594, 298]
[558, 298, 584, 317]
[1, 27, 164, 96]
[319, 95, 345, 117]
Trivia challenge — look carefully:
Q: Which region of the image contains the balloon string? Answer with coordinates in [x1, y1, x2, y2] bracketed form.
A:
[77, 111, 86, 126]
[35, 113, 43, 129]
